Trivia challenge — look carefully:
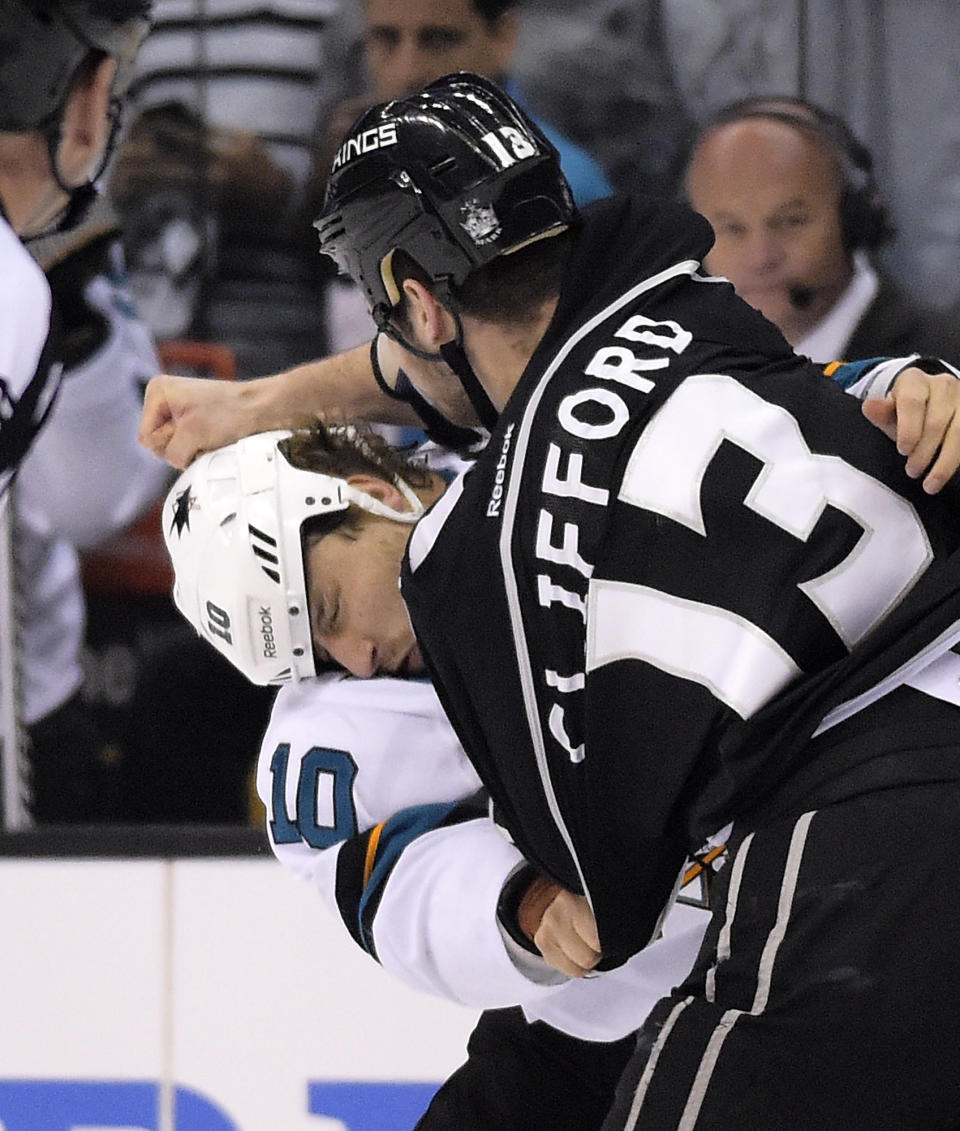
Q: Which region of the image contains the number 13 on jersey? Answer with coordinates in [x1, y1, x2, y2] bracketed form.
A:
[587, 374, 932, 718]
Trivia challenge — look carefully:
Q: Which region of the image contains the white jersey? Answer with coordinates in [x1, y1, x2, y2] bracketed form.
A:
[257, 672, 711, 1041]
[0, 212, 57, 501]
[9, 235, 170, 723]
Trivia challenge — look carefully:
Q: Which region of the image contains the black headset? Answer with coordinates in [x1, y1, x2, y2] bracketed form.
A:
[690, 95, 895, 252]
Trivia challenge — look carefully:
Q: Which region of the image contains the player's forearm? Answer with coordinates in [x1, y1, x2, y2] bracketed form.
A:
[249, 344, 424, 430]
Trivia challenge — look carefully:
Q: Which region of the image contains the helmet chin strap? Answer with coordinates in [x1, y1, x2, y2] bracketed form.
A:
[48, 179, 98, 234]
[344, 479, 424, 524]
[328, 422, 426, 523]
[374, 302, 501, 431]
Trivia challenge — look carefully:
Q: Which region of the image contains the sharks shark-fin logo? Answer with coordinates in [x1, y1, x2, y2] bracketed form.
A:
[170, 487, 195, 537]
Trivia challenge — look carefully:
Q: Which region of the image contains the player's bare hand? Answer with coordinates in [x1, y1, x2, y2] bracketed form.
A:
[139, 373, 254, 469]
[532, 889, 602, 979]
[861, 366, 960, 494]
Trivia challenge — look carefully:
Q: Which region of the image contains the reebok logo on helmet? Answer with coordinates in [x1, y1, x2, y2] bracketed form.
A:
[258, 605, 277, 659]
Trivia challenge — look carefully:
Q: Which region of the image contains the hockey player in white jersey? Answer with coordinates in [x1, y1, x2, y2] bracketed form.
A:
[0, 0, 152, 496]
[163, 426, 714, 1128]
[0, 2, 154, 823]
[13, 216, 170, 821]
[260, 671, 715, 1128]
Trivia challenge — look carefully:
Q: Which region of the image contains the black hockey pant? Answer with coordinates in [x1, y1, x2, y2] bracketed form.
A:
[603, 781, 960, 1130]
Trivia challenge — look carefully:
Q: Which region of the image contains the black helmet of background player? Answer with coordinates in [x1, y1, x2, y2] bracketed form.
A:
[0, 0, 152, 231]
[314, 70, 577, 429]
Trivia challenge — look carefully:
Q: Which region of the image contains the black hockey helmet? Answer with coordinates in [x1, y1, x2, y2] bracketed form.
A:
[314, 70, 577, 324]
[0, 0, 151, 132]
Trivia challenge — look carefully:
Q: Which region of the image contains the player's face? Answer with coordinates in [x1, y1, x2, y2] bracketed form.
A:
[363, 0, 517, 101]
[685, 118, 852, 345]
[304, 512, 425, 679]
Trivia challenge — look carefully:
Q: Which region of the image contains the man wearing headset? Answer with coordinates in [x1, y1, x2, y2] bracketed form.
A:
[683, 95, 960, 366]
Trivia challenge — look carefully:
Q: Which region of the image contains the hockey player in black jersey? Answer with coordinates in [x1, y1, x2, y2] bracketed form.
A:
[311, 72, 960, 1129]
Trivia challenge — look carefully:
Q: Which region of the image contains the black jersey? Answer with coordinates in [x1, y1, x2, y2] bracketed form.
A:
[400, 194, 960, 966]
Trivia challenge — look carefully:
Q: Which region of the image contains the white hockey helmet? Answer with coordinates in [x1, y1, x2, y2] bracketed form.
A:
[162, 429, 425, 686]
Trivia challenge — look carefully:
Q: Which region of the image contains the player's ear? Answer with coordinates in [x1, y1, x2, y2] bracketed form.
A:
[400, 277, 457, 350]
[58, 55, 117, 180]
[346, 473, 412, 513]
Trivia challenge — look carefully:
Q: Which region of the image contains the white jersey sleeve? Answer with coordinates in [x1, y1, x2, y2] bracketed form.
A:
[0, 215, 57, 499]
[14, 238, 169, 548]
[257, 673, 713, 1037]
[257, 673, 556, 1008]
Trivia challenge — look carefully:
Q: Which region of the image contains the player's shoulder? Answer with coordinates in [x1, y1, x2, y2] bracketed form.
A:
[262, 672, 455, 760]
[273, 671, 445, 718]
[259, 671, 482, 826]
[0, 218, 52, 390]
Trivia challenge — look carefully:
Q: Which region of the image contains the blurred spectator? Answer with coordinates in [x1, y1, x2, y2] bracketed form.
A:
[113, 1, 353, 375]
[111, 101, 293, 352]
[683, 97, 960, 365]
[316, 0, 613, 208]
[14, 199, 170, 821]
[510, 0, 693, 199]
[315, 0, 615, 356]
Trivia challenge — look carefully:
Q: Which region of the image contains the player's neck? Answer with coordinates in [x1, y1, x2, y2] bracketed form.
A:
[462, 297, 558, 412]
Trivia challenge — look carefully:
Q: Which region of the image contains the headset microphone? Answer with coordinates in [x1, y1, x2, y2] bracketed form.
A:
[788, 284, 817, 310]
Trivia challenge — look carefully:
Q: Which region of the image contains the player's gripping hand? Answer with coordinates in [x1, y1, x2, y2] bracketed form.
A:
[862, 365, 960, 494]
[517, 875, 602, 979]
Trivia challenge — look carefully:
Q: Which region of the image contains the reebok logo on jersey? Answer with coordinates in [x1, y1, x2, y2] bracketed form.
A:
[486, 423, 516, 517]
